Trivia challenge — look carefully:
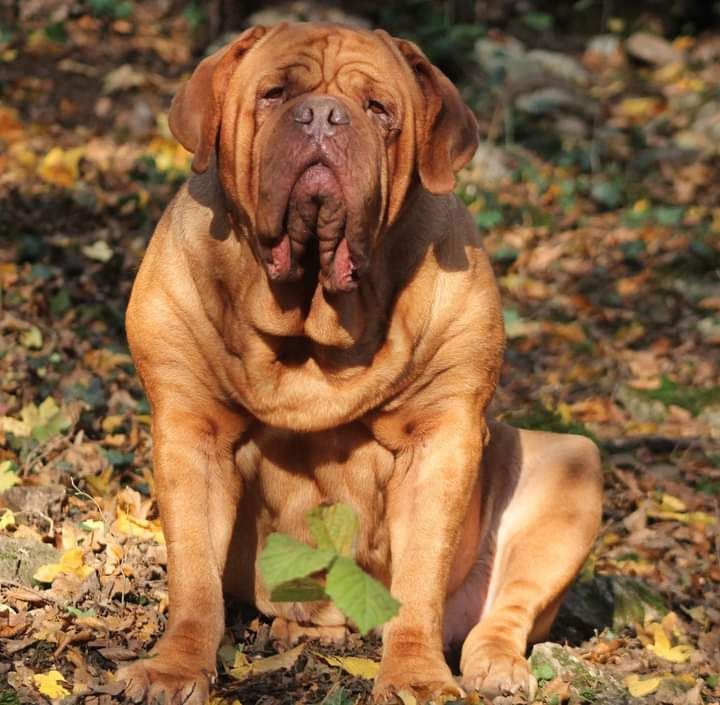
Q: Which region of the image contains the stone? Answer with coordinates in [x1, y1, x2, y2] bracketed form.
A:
[552, 575, 669, 644]
[626, 32, 682, 66]
[3, 483, 65, 516]
[530, 642, 627, 704]
[526, 49, 589, 85]
[0, 536, 60, 586]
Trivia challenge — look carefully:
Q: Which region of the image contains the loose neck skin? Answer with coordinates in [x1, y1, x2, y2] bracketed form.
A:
[175, 171, 448, 430]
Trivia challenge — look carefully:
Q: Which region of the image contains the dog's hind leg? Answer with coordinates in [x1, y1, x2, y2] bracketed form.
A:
[459, 422, 603, 698]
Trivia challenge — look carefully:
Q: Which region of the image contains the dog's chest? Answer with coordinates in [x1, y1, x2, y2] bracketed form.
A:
[226, 423, 397, 606]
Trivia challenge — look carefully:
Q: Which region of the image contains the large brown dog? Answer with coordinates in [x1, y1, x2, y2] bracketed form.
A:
[120, 22, 602, 704]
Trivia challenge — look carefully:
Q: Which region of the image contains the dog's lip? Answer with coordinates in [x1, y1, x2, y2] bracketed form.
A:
[258, 156, 339, 247]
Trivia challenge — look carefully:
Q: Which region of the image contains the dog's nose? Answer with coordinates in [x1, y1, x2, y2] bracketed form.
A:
[292, 96, 350, 139]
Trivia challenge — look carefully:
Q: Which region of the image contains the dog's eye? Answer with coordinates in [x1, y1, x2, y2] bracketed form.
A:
[367, 99, 388, 117]
[261, 86, 285, 101]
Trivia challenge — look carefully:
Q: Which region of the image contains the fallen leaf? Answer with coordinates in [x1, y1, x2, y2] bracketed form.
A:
[33, 670, 71, 699]
[20, 326, 43, 349]
[229, 644, 305, 681]
[625, 674, 663, 697]
[34, 548, 94, 584]
[37, 146, 84, 188]
[113, 509, 165, 544]
[318, 654, 380, 679]
[0, 460, 20, 491]
[0, 509, 15, 530]
[102, 64, 148, 94]
[646, 622, 694, 663]
[82, 240, 114, 263]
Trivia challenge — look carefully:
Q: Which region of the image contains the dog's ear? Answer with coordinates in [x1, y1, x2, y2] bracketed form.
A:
[169, 26, 268, 174]
[390, 37, 479, 194]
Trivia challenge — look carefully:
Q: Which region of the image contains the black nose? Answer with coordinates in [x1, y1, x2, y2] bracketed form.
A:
[292, 96, 350, 139]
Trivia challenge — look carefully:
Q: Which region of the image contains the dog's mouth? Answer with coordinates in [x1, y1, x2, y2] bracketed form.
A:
[264, 163, 359, 293]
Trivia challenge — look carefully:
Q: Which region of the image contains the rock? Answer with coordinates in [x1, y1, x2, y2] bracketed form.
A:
[616, 386, 667, 423]
[530, 642, 627, 704]
[552, 575, 668, 644]
[673, 130, 716, 154]
[465, 143, 513, 188]
[612, 575, 668, 629]
[3, 483, 65, 515]
[626, 32, 682, 66]
[691, 101, 720, 143]
[698, 405, 720, 435]
[474, 36, 528, 82]
[0, 536, 60, 586]
[526, 49, 589, 85]
[586, 34, 623, 59]
[515, 87, 596, 118]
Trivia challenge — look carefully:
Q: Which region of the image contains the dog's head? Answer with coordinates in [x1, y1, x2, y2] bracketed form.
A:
[170, 23, 478, 293]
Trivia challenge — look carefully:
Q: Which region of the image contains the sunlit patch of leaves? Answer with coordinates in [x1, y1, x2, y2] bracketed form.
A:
[635, 377, 720, 417]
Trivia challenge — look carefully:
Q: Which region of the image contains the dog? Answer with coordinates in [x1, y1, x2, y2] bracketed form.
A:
[119, 22, 603, 704]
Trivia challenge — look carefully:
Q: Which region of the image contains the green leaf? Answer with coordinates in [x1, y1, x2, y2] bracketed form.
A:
[325, 556, 400, 635]
[0, 460, 20, 492]
[321, 688, 354, 705]
[522, 11, 553, 31]
[270, 577, 328, 602]
[49, 289, 71, 317]
[531, 660, 556, 682]
[260, 533, 335, 589]
[66, 606, 96, 618]
[307, 503, 359, 557]
[475, 209, 503, 229]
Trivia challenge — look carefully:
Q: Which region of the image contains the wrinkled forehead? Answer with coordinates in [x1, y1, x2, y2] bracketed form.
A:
[242, 23, 413, 94]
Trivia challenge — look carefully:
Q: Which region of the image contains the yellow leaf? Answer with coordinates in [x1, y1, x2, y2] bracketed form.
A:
[146, 136, 191, 173]
[556, 402, 573, 425]
[687, 511, 717, 527]
[0, 416, 31, 437]
[20, 326, 43, 349]
[33, 548, 94, 584]
[21, 397, 62, 431]
[82, 240, 114, 263]
[0, 509, 15, 530]
[319, 654, 380, 679]
[646, 623, 694, 663]
[625, 674, 662, 697]
[37, 146, 84, 188]
[616, 97, 663, 120]
[660, 494, 686, 512]
[113, 509, 165, 544]
[397, 690, 418, 705]
[85, 468, 114, 496]
[0, 460, 20, 491]
[102, 415, 125, 433]
[229, 644, 304, 681]
[33, 670, 70, 699]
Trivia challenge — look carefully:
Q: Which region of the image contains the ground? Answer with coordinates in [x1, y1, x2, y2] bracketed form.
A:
[0, 2, 719, 705]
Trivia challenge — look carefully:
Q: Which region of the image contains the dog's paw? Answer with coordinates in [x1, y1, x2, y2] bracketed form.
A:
[373, 654, 463, 704]
[117, 656, 213, 705]
[270, 617, 348, 648]
[460, 643, 536, 700]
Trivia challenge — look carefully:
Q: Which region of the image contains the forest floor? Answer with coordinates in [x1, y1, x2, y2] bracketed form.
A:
[0, 3, 719, 704]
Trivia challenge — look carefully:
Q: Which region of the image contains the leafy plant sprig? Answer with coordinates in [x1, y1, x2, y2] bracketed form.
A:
[259, 503, 400, 635]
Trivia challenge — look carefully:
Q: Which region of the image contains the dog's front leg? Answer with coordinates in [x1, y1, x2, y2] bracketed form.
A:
[374, 408, 484, 703]
[118, 403, 246, 705]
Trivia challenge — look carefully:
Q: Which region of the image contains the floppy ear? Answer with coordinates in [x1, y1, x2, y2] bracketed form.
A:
[168, 26, 267, 174]
[394, 38, 479, 194]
